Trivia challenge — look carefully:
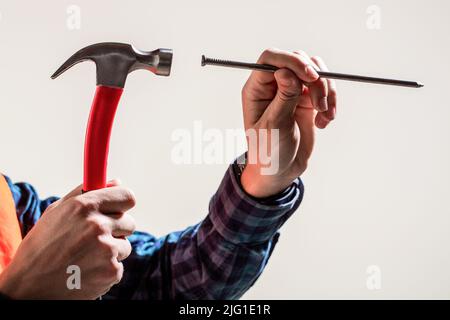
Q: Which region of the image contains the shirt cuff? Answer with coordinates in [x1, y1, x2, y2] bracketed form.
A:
[208, 162, 304, 245]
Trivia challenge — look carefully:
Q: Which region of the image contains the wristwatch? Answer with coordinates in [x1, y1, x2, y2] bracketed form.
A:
[232, 152, 296, 204]
[234, 152, 247, 181]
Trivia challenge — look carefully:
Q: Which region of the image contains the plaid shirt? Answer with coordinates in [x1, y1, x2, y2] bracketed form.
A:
[4, 161, 303, 299]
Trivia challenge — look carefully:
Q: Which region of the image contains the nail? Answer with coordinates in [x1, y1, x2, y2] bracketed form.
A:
[306, 65, 319, 80]
[317, 117, 329, 129]
[329, 107, 336, 120]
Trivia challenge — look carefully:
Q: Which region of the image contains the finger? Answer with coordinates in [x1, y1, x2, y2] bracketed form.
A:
[108, 212, 136, 237]
[54, 179, 122, 209]
[255, 48, 319, 84]
[59, 184, 83, 203]
[315, 112, 331, 129]
[294, 107, 316, 170]
[266, 68, 303, 121]
[87, 186, 136, 213]
[45, 183, 84, 212]
[113, 238, 132, 262]
[293, 51, 329, 113]
[311, 56, 337, 123]
[294, 56, 329, 128]
[112, 260, 124, 285]
[98, 235, 131, 262]
[308, 77, 329, 113]
[296, 86, 314, 109]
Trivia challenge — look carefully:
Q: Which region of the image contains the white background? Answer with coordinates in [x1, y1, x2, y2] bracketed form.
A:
[0, 0, 449, 299]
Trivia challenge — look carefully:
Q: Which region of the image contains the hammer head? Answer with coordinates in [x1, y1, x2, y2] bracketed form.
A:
[51, 42, 173, 88]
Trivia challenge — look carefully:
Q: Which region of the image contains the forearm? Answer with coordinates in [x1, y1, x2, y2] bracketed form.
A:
[105, 160, 304, 300]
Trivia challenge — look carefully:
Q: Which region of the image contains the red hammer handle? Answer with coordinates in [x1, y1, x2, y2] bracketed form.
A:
[83, 85, 123, 192]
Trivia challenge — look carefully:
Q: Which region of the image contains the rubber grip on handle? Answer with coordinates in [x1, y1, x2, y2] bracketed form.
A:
[83, 85, 123, 192]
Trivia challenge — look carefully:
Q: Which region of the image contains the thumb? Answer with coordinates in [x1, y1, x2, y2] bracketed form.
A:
[61, 179, 122, 201]
[62, 178, 120, 201]
[48, 179, 122, 211]
[60, 184, 84, 202]
[267, 68, 302, 122]
[45, 183, 83, 211]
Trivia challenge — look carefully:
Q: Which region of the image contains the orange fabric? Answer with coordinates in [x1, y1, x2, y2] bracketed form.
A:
[0, 175, 22, 273]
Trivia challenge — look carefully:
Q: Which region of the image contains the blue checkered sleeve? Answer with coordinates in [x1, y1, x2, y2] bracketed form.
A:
[4, 176, 59, 237]
[5, 160, 304, 300]
[104, 162, 304, 300]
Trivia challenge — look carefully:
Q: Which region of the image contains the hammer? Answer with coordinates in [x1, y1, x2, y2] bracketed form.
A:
[51, 42, 173, 192]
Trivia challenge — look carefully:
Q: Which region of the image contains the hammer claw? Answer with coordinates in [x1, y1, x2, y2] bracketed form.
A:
[50, 49, 92, 80]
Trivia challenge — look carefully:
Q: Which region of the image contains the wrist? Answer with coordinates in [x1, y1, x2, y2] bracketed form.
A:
[240, 165, 296, 198]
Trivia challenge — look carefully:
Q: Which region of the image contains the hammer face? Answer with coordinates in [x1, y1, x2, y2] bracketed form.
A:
[153, 48, 173, 76]
[132, 47, 173, 77]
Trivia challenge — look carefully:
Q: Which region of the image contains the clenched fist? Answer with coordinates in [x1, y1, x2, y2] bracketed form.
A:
[241, 48, 338, 198]
[0, 181, 136, 299]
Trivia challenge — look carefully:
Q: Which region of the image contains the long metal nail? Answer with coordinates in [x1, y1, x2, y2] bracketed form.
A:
[201, 55, 424, 88]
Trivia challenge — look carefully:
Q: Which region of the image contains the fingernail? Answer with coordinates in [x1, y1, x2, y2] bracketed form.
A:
[306, 65, 319, 80]
[319, 97, 328, 112]
[317, 117, 329, 129]
[329, 108, 336, 120]
[107, 178, 122, 186]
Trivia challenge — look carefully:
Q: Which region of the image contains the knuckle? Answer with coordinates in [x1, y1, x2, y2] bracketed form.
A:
[281, 70, 301, 87]
[123, 239, 132, 258]
[259, 47, 278, 62]
[88, 217, 109, 236]
[294, 50, 308, 58]
[127, 215, 137, 233]
[98, 237, 116, 257]
[241, 84, 248, 99]
[108, 261, 123, 283]
[328, 79, 337, 92]
[311, 55, 322, 63]
[278, 88, 300, 102]
[241, 80, 261, 102]
[241, 80, 252, 96]
[123, 189, 137, 208]
[72, 196, 97, 214]
[117, 187, 136, 208]
[293, 54, 306, 66]
[292, 55, 312, 76]
[263, 47, 277, 56]
[116, 215, 136, 237]
[317, 78, 328, 92]
[328, 88, 338, 101]
[70, 197, 84, 211]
